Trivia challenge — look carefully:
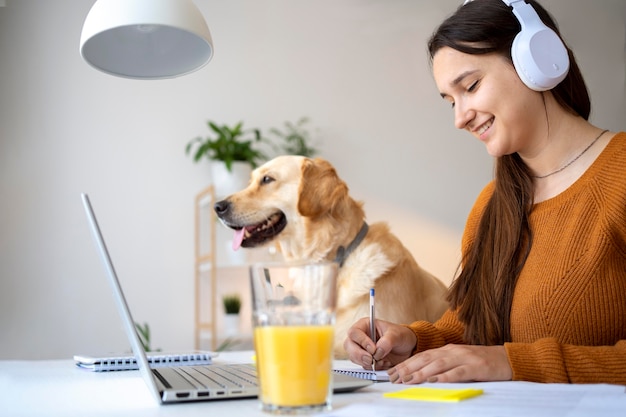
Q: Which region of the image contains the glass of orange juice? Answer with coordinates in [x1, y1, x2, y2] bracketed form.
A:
[249, 260, 338, 414]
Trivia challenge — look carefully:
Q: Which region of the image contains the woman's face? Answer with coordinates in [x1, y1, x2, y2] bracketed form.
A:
[432, 46, 545, 158]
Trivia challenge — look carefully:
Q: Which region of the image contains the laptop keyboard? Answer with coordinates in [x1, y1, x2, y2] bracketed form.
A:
[179, 364, 258, 390]
[154, 364, 259, 392]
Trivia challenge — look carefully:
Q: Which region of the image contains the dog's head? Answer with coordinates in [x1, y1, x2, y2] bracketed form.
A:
[214, 155, 352, 251]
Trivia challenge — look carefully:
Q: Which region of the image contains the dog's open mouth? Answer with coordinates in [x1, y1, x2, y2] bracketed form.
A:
[231, 211, 287, 250]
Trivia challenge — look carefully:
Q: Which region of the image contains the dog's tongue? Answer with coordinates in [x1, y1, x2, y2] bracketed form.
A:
[232, 228, 245, 251]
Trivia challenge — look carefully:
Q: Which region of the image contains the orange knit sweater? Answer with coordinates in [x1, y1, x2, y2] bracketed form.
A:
[408, 132, 626, 385]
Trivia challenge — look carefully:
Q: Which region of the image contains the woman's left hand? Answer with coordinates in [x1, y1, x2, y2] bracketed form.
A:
[387, 344, 513, 383]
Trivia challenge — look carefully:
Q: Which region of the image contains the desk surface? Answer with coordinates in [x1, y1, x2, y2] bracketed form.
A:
[1, 351, 625, 417]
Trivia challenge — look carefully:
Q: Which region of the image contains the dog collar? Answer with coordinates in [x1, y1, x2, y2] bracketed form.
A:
[334, 222, 369, 267]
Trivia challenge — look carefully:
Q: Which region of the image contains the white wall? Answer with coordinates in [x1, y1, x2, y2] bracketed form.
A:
[0, 0, 624, 359]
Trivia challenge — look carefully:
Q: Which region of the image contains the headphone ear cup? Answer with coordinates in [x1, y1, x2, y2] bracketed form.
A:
[511, 25, 569, 91]
[506, 0, 570, 92]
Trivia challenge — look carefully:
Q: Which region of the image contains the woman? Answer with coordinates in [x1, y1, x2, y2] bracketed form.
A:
[343, 0, 626, 384]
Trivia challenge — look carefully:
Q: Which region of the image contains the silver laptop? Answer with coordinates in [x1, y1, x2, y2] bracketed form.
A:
[81, 193, 372, 404]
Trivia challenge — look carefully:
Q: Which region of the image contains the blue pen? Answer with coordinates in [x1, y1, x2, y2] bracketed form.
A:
[369, 288, 377, 371]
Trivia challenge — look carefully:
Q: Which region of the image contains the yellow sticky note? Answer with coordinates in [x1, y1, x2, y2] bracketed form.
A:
[383, 387, 483, 402]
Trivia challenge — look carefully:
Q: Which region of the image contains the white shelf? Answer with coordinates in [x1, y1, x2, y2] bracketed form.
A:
[194, 185, 217, 350]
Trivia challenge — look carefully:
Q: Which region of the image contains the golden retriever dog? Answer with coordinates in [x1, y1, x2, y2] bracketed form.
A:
[214, 156, 449, 357]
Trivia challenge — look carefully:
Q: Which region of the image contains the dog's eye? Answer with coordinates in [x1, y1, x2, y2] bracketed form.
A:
[261, 175, 275, 185]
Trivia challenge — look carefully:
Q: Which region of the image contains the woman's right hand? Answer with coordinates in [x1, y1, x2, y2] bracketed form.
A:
[343, 317, 417, 370]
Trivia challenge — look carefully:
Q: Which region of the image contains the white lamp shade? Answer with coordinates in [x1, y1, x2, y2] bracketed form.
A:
[80, 0, 213, 79]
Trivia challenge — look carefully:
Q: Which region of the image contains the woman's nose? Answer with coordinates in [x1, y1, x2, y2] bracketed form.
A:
[454, 102, 474, 130]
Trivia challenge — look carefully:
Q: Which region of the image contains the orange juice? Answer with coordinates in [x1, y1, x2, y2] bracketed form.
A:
[254, 325, 334, 407]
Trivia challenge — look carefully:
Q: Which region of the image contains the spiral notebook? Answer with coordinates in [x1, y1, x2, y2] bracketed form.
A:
[333, 366, 390, 382]
[74, 351, 214, 372]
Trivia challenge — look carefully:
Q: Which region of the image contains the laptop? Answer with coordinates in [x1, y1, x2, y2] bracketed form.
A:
[81, 193, 373, 404]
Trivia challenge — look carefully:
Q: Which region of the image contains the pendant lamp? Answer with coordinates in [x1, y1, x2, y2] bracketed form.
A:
[80, 0, 213, 79]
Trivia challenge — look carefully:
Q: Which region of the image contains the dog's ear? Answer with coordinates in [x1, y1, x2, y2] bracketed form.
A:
[298, 158, 349, 218]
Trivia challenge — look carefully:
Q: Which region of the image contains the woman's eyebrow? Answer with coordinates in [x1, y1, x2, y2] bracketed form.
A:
[453, 70, 479, 86]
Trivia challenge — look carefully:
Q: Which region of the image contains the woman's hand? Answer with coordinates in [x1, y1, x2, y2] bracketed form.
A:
[343, 317, 417, 370]
[388, 344, 513, 383]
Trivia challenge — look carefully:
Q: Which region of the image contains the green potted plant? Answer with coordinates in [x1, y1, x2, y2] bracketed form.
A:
[222, 294, 242, 315]
[186, 121, 267, 197]
[186, 121, 267, 171]
[186, 118, 320, 197]
[268, 117, 318, 157]
[222, 294, 242, 338]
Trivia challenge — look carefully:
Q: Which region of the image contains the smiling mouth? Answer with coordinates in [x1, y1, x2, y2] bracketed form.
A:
[230, 211, 287, 250]
[476, 118, 494, 136]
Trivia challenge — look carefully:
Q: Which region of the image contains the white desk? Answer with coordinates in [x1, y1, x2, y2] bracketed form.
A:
[1, 351, 624, 417]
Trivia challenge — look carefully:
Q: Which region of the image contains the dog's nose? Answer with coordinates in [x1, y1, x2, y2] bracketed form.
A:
[214, 200, 231, 216]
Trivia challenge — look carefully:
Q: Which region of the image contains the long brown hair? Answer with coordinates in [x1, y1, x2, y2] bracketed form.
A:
[427, 0, 591, 345]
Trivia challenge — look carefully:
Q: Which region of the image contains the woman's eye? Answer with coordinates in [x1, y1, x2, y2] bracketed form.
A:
[467, 80, 479, 92]
[261, 175, 274, 185]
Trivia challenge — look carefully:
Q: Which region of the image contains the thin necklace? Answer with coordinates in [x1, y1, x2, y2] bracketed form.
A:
[533, 129, 609, 179]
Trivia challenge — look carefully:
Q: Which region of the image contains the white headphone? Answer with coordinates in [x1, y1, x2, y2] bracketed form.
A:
[464, 0, 570, 91]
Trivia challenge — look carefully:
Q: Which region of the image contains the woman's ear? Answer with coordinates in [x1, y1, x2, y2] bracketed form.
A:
[297, 158, 349, 218]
